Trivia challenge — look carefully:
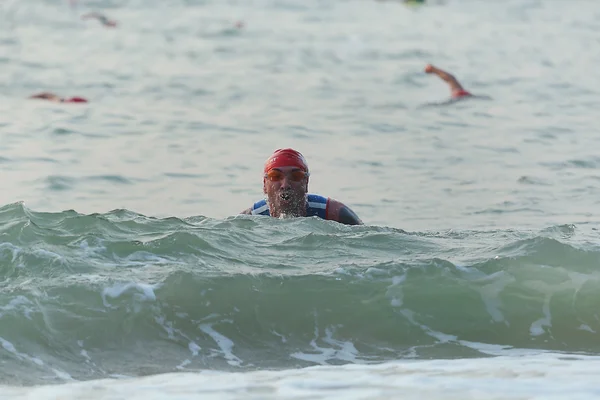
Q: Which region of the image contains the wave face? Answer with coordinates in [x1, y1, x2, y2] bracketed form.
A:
[0, 203, 598, 384]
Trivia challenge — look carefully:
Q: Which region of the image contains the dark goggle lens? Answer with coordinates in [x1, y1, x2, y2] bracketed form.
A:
[265, 170, 307, 182]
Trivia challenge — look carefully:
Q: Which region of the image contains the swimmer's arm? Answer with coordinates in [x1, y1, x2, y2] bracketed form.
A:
[30, 92, 58, 99]
[239, 208, 252, 215]
[29, 92, 62, 102]
[327, 199, 363, 225]
[425, 64, 465, 93]
[338, 206, 363, 225]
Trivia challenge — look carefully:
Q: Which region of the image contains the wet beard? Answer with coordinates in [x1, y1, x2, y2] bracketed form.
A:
[267, 192, 306, 218]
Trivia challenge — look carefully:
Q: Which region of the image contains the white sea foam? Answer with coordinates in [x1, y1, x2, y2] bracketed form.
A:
[101, 282, 159, 309]
[199, 322, 242, 367]
[2, 352, 600, 400]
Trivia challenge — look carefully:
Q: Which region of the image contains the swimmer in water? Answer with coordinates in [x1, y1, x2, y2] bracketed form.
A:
[424, 64, 474, 100]
[81, 12, 117, 27]
[240, 148, 363, 225]
[29, 92, 88, 103]
[375, 0, 426, 3]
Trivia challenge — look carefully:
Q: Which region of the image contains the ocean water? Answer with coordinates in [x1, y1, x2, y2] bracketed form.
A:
[1, 0, 600, 398]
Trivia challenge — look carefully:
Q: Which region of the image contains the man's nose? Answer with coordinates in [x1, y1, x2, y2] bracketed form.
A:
[280, 175, 292, 189]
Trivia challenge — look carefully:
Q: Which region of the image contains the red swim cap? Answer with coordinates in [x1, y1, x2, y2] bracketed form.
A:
[452, 90, 471, 99]
[65, 97, 88, 103]
[264, 148, 309, 173]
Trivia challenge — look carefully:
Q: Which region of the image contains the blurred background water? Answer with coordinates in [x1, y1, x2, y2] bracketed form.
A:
[1, 0, 600, 398]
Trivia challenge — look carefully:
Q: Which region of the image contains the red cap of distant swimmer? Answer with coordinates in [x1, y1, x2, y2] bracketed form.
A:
[65, 97, 88, 103]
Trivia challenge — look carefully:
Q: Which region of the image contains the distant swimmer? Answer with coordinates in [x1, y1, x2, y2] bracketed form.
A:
[375, 0, 426, 3]
[81, 12, 117, 27]
[29, 92, 88, 103]
[424, 64, 474, 100]
[240, 148, 363, 225]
